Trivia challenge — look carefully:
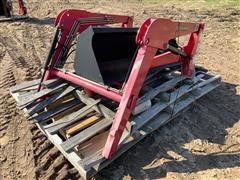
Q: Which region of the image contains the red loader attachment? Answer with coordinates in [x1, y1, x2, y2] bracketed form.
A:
[10, 9, 221, 179]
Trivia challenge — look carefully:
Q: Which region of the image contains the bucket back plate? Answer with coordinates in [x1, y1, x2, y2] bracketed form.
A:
[74, 27, 138, 86]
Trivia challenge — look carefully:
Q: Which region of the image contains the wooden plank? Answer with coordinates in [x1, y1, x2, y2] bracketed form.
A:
[61, 118, 112, 152]
[51, 103, 83, 121]
[26, 85, 77, 117]
[9, 79, 40, 93]
[35, 123, 87, 179]
[132, 74, 204, 132]
[18, 83, 68, 107]
[79, 133, 136, 172]
[66, 115, 101, 138]
[18, 86, 38, 92]
[132, 99, 151, 115]
[41, 78, 65, 89]
[29, 99, 80, 122]
[45, 94, 75, 111]
[41, 78, 61, 87]
[77, 130, 109, 158]
[15, 90, 38, 103]
[44, 99, 101, 134]
[45, 108, 94, 134]
[137, 76, 186, 105]
[75, 90, 115, 120]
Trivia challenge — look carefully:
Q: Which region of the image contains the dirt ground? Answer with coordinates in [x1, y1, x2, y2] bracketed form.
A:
[0, 0, 239, 179]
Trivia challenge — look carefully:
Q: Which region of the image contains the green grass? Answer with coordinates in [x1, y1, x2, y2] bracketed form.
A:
[130, 0, 240, 9]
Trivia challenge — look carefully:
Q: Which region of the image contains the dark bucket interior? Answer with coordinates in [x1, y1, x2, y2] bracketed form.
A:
[74, 26, 138, 86]
[0, 0, 11, 17]
[0, 0, 5, 16]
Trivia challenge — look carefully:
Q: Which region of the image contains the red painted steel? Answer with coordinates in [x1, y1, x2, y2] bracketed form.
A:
[43, 9, 133, 82]
[41, 9, 204, 159]
[102, 45, 157, 158]
[50, 69, 122, 102]
[152, 52, 180, 68]
[103, 18, 204, 158]
[17, 0, 27, 15]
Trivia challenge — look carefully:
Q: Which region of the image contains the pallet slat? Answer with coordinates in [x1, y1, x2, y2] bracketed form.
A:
[18, 83, 68, 107]
[66, 115, 101, 137]
[61, 118, 112, 152]
[29, 99, 80, 122]
[26, 85, 77, 117]
[77, 130, 109, 158]
[137, 76, 186, 105]
[44, 99, 101, 134]
[41, 78, 62, 88]
[132, 74, 204, 132]
[9, 79, 40, 93]
[75, 90, 115, 120]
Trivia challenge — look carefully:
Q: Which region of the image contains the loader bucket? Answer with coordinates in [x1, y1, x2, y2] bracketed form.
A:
[74, 27, 138, 85]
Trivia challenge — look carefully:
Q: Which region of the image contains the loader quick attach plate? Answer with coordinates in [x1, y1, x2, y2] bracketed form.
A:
[10, 71, 220, 179]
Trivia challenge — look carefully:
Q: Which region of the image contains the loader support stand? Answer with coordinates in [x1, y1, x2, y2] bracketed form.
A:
[182, 32, 200, 76]
[17, 0, 26, 14]
[102, 18, 204, 158]
[103, 46, 157, 158]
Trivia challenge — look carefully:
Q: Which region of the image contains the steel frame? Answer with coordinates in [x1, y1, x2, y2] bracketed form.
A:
[41, 9, 204, 159]
[17, 0, 27, 15]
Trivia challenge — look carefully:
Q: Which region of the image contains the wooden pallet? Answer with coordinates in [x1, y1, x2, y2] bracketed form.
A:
[9, 72, 221, 179]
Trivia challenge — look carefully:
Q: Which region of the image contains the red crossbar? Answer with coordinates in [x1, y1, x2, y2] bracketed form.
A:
[50, 69, 122, 102]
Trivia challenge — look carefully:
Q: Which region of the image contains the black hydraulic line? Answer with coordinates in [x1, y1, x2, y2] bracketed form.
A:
[55, 16, 114, 68]
[37, 27, 60, 91]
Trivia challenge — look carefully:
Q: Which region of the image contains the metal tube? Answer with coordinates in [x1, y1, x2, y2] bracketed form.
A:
[51, 69, 122, 102]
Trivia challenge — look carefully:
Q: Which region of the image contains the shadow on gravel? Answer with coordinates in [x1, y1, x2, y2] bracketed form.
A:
[27, 17, 55, 25]
[97, 82, 240, 179]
